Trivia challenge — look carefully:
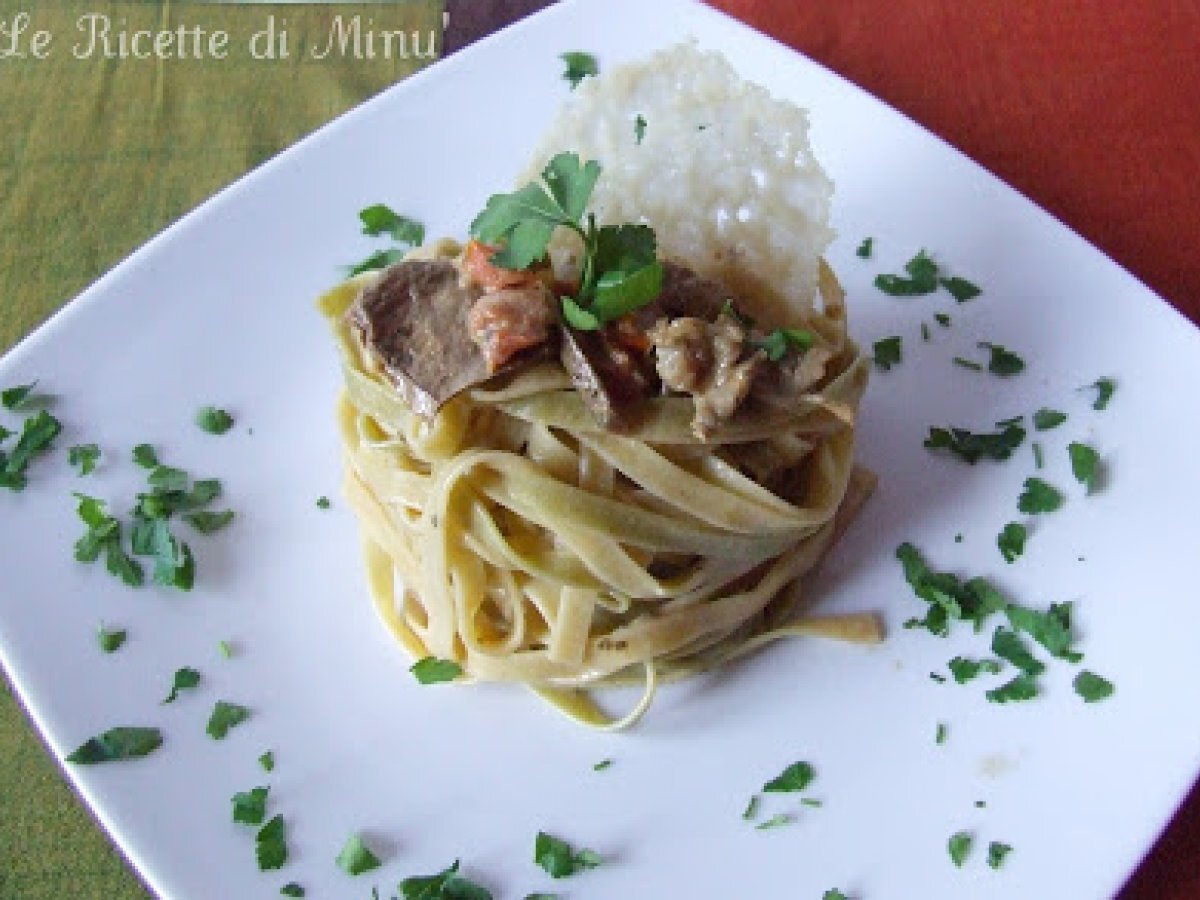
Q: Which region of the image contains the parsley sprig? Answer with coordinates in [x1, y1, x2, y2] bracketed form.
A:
[471, 152, 663, 331]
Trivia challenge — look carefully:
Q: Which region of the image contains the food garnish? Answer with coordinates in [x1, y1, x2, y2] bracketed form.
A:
[66, 726, 162, 764]
[559, 51, 598, 88]
[336, 833, 382, 875]
[206, 700, 251, 739]
[534, 832, 601, 878]
[162, 666, 201, 704]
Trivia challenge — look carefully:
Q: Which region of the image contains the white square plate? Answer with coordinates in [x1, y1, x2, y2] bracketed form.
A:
[3, 0, 1199, 896]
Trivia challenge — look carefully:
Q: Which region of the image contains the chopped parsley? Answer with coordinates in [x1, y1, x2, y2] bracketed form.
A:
[560, 51, 598, 88]
[280, 885, 305, 898]
[634, 114, 647, 145]
[336, 833, 381, 875]
[73, 494, 144, 587]
[316, 496, 331, 509]
[162, 666, 201, 703]
[872, 336, 902, 371]
[348, 247, 406, 277]
[69, 443, 100, 475]
[755, 814, 793, 831]
[875, 249, 939, 296]
[742, 795, 760, 820]
[1084, 377, 1117, 410]
[856, 237, 873, 259]
[991, 627, 1045, 676]
[758, 328, 815, 361]
[1033, 408, 1067, 431]
[801, 798, 824, 808]
[400, 860, 492, 900]
[941, 276, 981, 302]
[66, 726, 162, 764]
[132, 443, 159, 468]
[1, 381, 37, 410]
[948, 831, 973, 867]
[936, 722, 948, 745]
[997, 522, 1027, 563]
[1069, 441, 1100, 493]
[206, 700, 251, 739]
[934, 312, 951, 327]
[195, 406, 234, 435]
[1073, 670, 1115, 703]
[762, 761, 815, 793]
[256, 814, 288, 871]
[592, 758, 613, 772]
[948, 656, 1003, 683]
[1, 409, 62, 490]
[1017, 477, 1064, 514]
[897, 543, 1006, 636]
[1033, 441, 1044, 469]
[987, 841, 1013, 869]
[930, 672, 947, 684]
[232, 786, 269, 825]
[824, 892, 849, 900]
[534, 831, 601, 878]
[219, 639, 234, 659]
[410, 657, 463, 685]
[359, 204, 425, 245]
[985, 674, 1039, 704]
[1006, 602, 1081, 662]
[924, 424, 1025, 464]
[97, 625, 127, 654]
[979, 342, 1025, 376]
[952, 357, 982, 372]
[260, 750, 275, 772]
[184, 509, 235, 534]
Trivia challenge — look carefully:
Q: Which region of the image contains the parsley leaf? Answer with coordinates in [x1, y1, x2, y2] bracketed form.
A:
[755, 814, 794, 831]
[132, 443, 159, 468]
[69, 443, 100, 475]
[997, 522, 1027, 563]
[400, 860, 493, 900]
[162, 666, 201, 704]
[97, 625, 127, 654]
[593, 759, 613, 772]
[934, 312, 951, 327]
[336, 833, 381, 875]
[1033, 408, 1067, 431]
[359, 205, 425, 245]
[1069, 441, 1100, 493]
[875, 249, 939, 296]
[232, 786, 269, 825]
[1017, 477, 1064, 514]
[260, 751, 275, 772]
[948, 656, 1003, 683]
[1006, 602, 1082, 662]
[256, 815, 288, 871]
[348, 247, 407, 277]
[763, 761, 815, 793]
[758, 328, 815, 362]
[534, 832, 601, 878]
[73, 494, 144, 587]
[824, 892, 850, 900]
[219, 639, 234, 659]
[634, 114, 647, 145]
[940, 276, 981, 302]
[1084, 377, 1117, 410]
[856, 237, 873, 259]
[936, 722, 948, 745]
[985, 674, 1039, 704]
[66, 726, 162, 764]
[924, 424, 1025, 464]
[1, 381, 37, 410]
[979, 342, 1025, 376]
[991, 627, 1045, 676]
[184, 509, 235, 534]
[2, 409, 62, 490]
[1033, 441, 1045, 469]
[953, 357, 982, 372]
[560, 51, 598, 88]
[872, 336, 902, 371]
[987, 841, 1013, 869]
[206, 700, 251, 739]
[921, 322, 931, 342]
[280, 885, 305, 898]
[742, 795, 760, 820]
[196, 406, 234, 435]
[316, 496, 331, 509]
[411, 657, 463, 685]
[948, 831, 973, 867]
[1073, 670, 1114, 702]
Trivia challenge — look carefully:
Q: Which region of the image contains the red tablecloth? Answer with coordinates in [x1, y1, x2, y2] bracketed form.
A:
[705, 4, 1199, 897]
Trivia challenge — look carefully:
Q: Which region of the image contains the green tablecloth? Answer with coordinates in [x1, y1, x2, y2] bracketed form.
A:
[0, 3, 441, 895]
